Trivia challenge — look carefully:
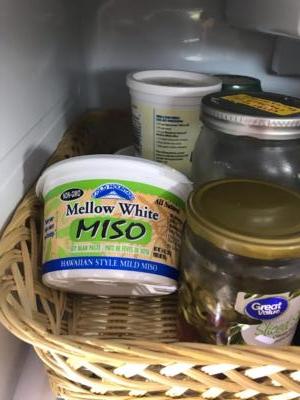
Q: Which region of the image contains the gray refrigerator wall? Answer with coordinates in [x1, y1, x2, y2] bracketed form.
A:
[2, 0, 300, 399]
[0, 0, 84, 229]
[0, 1, 83, 399]
[80, 0, 300, 109]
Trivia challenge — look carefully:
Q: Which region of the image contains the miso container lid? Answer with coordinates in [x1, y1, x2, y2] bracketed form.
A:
[202, 91, 300, 139]
[215, 74, 262, 92]
[127, 70, 221, 97]
[187, 179, 300, 260]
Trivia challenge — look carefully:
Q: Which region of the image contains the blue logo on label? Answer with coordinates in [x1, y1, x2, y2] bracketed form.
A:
[245, 297, 288, 321]
[92, 183, 135, 201]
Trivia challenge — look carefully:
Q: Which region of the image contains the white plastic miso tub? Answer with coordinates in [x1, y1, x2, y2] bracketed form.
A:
[36, 155, 192, 296]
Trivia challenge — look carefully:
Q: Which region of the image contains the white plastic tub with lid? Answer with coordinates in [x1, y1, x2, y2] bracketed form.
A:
[36, 155, 192, 296]
[127, 70, 222, 177]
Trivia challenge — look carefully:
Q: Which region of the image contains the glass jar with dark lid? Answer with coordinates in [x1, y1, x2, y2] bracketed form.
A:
[179, 179, 300, 345]
[192, 91, 300, 190]
[215, 74, 262, 92]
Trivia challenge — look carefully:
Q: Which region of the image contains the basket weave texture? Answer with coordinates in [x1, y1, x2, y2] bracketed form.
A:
[1, 112, 300, 400]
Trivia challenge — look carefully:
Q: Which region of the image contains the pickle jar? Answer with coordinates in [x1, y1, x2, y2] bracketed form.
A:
[192, 91, 300, 191]
[179, 179, 300, 346]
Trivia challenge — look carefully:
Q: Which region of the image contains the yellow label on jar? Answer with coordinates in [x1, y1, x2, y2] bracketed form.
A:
[222, 94, 300, 116]
[42, 179, 185, 281]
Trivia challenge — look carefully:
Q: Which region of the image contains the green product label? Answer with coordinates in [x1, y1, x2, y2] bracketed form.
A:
[42, 179, 186, 280]
[69, 217, 152, 244]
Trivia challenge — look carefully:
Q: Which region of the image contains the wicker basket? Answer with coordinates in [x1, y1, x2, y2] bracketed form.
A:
[1, 112, 300, 400]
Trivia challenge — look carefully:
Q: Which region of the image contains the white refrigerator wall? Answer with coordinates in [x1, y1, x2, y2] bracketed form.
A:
[2, 1, 300, 399]
[0, 0, 84, 229]
[0, 0, 83, 399]
[80, 0, 300, 109]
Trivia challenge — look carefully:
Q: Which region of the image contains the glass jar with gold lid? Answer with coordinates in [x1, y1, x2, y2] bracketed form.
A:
[179, 179, 300, 346]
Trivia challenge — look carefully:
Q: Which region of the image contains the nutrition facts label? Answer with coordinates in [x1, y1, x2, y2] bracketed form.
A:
[153, 109, 201, 175]
[131, 104, 142, 153]
[154, 114, 189, 162]
[131, 100, 202, 176]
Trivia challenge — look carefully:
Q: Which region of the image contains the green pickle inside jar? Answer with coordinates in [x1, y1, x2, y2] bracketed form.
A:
[179, 179, 300, 346]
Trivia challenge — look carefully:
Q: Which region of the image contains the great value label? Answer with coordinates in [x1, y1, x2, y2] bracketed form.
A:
[232, 291, 300, 345]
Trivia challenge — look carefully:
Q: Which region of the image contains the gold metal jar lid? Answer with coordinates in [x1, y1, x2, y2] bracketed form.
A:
[187, 179, 300, 260]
